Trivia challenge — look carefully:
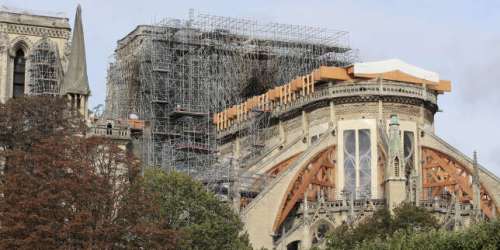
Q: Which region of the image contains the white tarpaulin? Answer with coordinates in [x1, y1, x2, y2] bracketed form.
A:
[353, 59, 439, 82]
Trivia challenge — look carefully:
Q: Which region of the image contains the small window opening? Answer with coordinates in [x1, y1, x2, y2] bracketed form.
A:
[394, 157, 400, 177]
[106, 123, 113, 135]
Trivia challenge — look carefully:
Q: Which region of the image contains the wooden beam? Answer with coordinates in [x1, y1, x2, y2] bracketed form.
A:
[422, 147, 496, 218]
[355, 70, 434, 85]
[272, 146, 336, 232]
[265, 153, 302, 177]
[428, 80, 452, 92]
[319, 66, 352, 81]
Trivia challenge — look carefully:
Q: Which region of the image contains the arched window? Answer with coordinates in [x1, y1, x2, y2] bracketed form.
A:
[343, 129, 372, 199]
[29, 39, 60, 95]
[13, 49, 26, 98]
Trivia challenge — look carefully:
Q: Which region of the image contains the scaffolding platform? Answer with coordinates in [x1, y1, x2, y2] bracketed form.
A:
[169, 109, 209, 118]
[103, 9, 355, 186]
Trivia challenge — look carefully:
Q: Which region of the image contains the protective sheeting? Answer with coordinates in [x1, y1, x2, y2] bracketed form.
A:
[353, 59, 439, 82]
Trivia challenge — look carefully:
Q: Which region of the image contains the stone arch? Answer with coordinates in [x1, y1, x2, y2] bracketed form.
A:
[310, 216, 336, 230]
[27, 38, 62, 95]
[310, 217, 335, 245]
[7, 37, 32, 97]
[8, 36, 31, 57]
[286, 240, 300, 250]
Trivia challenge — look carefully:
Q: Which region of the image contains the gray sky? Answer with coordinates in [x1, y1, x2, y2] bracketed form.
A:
[4, 0, 500, 176]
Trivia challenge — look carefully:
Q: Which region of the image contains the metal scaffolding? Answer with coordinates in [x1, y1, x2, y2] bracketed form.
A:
[28, 38, 62, 95]
[104, 10, 355, 185]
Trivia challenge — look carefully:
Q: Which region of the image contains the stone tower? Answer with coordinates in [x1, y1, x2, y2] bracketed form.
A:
[385, 115, 407, 212]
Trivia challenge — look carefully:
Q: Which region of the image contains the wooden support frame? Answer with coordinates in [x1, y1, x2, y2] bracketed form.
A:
[273, 146, 336, 232]
[266, 153, 302, 177]
[422, 147, 497, 218]
[213, 65, 451, 131]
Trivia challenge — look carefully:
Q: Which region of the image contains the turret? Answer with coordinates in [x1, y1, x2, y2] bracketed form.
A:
[385, 115, 406, 212]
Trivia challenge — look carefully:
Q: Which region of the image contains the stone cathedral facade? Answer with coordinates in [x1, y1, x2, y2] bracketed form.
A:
[0, 5, 89, 117]
[214, 59, 500, 249]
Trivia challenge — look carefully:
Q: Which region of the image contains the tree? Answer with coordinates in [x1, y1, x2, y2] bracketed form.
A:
[326, 203, 439, 250]
[326, 208, 392, 249]
[392, 202, 439, 231]
[142, 168, 252, 250]
[0, 136, 177, 249]
[356, 219, 499, 250]
[0, 96, 177, 249]
[0, 96, 82, 152]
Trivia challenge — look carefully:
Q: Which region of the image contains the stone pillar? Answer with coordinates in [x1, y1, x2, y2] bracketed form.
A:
[302, 110, 309, 145]
[84, 96, 89, 119]
[301, 187, 312, 249]
[279, 120, 286, 145]
[453, 196, 462, 231]
[329, 100, 336, 127]
[378, 80, 383, 122]
[0, 41, 8, 103]
[68, 94, 73, 109]
[349, 191, 355, 224]
[420, 84, 427, 125]
[80, 94, 86, 117]
[378, 100, 383, 122]
[472, 151, 482, 221]
[415, 128, 423, 206]
[385, 115, 407, 213]
[301, 226, 312, 250]
[232, 137, 241, 213]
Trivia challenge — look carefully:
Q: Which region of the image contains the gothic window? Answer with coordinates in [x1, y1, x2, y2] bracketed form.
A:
[358, 129, 371, 196]
[343, 129, 372, 198]
[29, 39, 60, 95]
[13, 49, 26, 98]
[343, 130, 356, 196]
[404, 131, 415, 192]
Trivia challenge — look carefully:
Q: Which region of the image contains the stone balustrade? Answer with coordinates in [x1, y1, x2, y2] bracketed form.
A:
[87, 125, 130, 140]
[218, 81, 438, 139]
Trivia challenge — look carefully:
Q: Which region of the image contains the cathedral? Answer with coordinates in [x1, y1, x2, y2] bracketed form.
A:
[0, 5, 89, 117]
[214, 60, 500, 249]
[0, 5, 499, 250]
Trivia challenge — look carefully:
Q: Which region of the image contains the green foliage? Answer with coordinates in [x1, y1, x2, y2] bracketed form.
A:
[326, 203, 439, 249]
[327, 208, 393, 249]
[357, 219, 500, 250]
[326, 203, 499, 250]
[143, 168, 252, 250]
[392, 202, 440, 231]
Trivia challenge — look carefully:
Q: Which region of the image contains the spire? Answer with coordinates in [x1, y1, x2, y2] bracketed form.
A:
[61, 4, 90, 95]
[472, 151, 482, 218]
[472, 151, 479, 184]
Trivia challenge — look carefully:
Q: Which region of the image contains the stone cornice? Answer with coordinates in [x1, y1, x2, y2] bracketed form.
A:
[0, 22, 70, 39]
